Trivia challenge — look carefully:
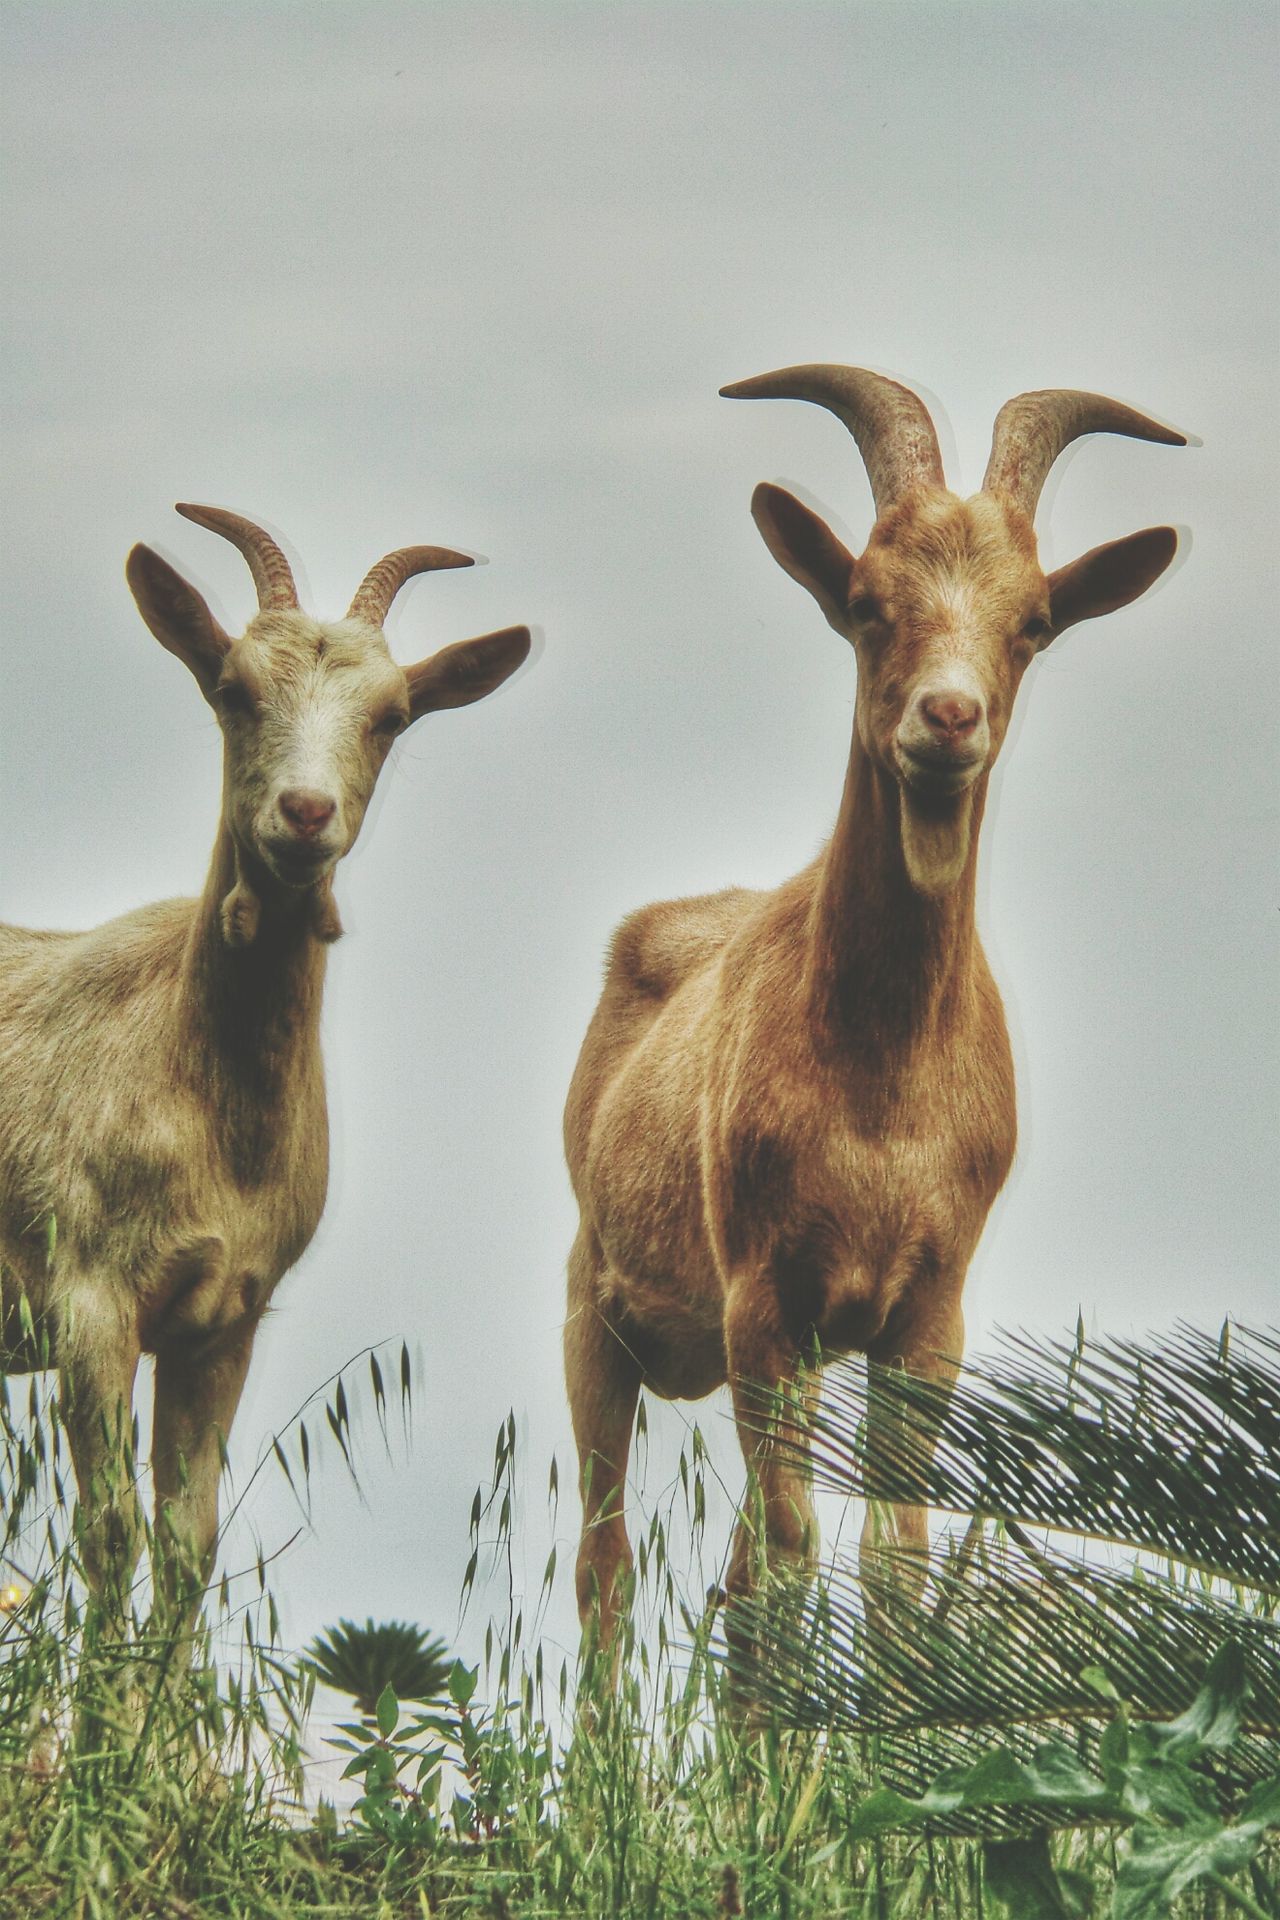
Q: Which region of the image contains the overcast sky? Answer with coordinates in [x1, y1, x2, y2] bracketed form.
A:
[2, 1, 1276, 1772]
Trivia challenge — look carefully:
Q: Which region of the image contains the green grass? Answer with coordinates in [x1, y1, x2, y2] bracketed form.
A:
[1, 1340, 1277, 1918]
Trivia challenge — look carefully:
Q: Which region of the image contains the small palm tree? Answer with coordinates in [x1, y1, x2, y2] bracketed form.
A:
[735, 1321, 1280, 1810]
[304, 1618, 453, 1718]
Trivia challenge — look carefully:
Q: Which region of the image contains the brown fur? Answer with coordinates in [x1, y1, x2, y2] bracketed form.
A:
[564, 378, 1181, 1667]
[0, 510, 529, 1637]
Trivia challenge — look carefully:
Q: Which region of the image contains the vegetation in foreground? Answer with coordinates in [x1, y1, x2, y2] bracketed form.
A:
[1, 1325, 1277, 1917]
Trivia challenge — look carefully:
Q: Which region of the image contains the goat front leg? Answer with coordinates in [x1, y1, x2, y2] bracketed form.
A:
[150, 1319, 257, 1657]
[57, 1284, 142, 1750]
[724, 1278, 819, 1698]
[564, 1228, 641, 1690]
[59, 1286, 143, 1626]
[860, 1292, 964, 1624]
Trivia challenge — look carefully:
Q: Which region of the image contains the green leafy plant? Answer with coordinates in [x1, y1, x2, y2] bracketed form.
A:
[327, 1673, 453, 1851]
[851, 1642, 1279, 1917]
[330, 1652, 559, 1864]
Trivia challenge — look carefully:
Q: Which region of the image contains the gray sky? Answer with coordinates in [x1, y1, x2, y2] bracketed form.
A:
[2, 0, 1276, 1759]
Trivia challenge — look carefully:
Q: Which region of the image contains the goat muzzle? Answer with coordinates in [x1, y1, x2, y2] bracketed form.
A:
[278, 789, 337, 839]
[895, 689, 989, 795]
[920, 692, 980, 743]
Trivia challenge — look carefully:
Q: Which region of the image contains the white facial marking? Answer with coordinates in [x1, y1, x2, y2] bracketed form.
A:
[276, 674, 350, 805]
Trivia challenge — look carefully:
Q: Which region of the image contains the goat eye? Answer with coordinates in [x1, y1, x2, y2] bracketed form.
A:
[848, 595, 881, 624]
[1021, 615, 1051, 644]
[213, 682, 253, 717]
[374, 711, 407, 738]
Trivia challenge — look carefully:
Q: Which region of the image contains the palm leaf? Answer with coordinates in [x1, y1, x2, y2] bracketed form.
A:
[767, 1322, 1280, 1594]
[746, 1554, 1276, 1737]
[731, 1322, 1280, 1827]
[303, 1617, 453, 1718]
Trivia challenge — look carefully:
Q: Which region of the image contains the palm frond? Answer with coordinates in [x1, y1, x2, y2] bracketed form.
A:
[747, 1321, 1280, 1592]
[744, 1552, 1274, 1733]
[730, 1321, 1280, 1828]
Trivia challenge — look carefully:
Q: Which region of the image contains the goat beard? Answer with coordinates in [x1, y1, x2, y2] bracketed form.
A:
[897, 784, 975, 897]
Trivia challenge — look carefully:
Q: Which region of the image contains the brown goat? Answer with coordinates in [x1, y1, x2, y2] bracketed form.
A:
[564, 365, 1184, 1664]
[0, 508, 529, 1635]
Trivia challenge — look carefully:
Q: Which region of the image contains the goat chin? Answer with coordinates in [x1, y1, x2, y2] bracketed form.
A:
[897, 785, 976, 897]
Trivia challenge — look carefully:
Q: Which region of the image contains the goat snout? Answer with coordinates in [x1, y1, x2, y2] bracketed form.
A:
[895, 683, 989, 794]
[278, 789, 337, 840]
[920, 693, 981, 743]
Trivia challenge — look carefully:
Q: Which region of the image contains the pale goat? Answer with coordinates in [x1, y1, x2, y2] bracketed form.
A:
[0, 506, 530, 1625]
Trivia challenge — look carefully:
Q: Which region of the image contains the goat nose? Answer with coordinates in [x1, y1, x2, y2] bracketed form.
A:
[278, 788, 336, 838]
[921, 693, 981, 742]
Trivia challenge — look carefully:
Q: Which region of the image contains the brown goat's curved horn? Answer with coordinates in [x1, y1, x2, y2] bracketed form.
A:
[983, 392, 1186, 519]
[346, 547, 475, 628]
[174, 503, 300, 610]
[720, 364, 945, 516]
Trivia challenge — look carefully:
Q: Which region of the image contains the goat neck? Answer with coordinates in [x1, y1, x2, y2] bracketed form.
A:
[806, 696, 985, 1062]
[182, 823, 328, 1090]
[168, 817, 330, 1175]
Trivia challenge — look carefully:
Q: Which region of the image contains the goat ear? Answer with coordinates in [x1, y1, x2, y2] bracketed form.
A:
[749, 482, 858, 636]
[126, 544, 230, 695]
[1046, 526, 1178, 638]
[405, 624, 532, 719]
